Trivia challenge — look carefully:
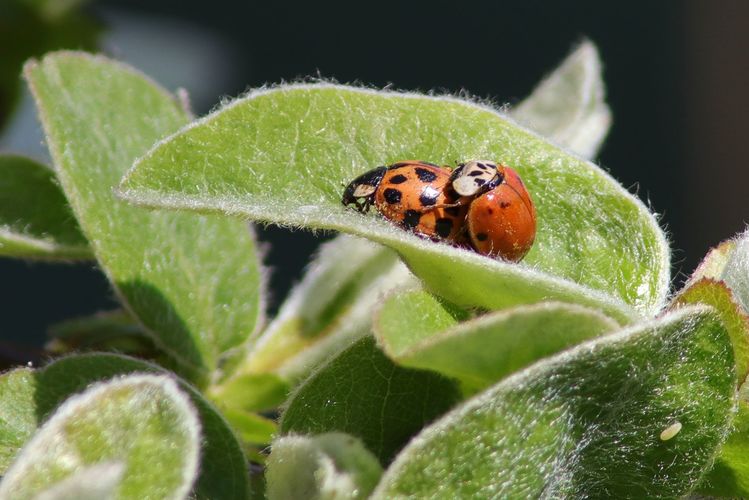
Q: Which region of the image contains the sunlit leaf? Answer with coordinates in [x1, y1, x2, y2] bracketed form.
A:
[0, 374, 200, 499]
[373, 306, 736, 498]
[120, 83, 669, 321]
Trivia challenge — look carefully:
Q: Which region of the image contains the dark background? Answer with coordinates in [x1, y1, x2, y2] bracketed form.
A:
[2, 1, 748, 359]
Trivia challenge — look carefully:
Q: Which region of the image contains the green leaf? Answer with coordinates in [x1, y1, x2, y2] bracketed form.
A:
[720, 230, 749, 316]
[0, 154, 90, 259]
[208, 372, 289, 412]
[229, 41, 613, 387]
[672, 279, 749, 497]
[32, 462, 124, 500]
[267, 433, 383, 500]
[375, 290, 619, 392]
[0, 374, 200, 500]
[280, 336, 461, 464]
[119, 83, 668, 321]
[672, 278, 749, 385]
[689, 238, 736, 283]
[0, 368, 36, 474]
[220, 407, 276, 445]
[511, 40, 611, 159]
[24, 52, 264, 385]
[0, 353, 252, 500]
[697, 397, 749, 497]
[233, 235, 414, 384]
[373, 305, 737, 498]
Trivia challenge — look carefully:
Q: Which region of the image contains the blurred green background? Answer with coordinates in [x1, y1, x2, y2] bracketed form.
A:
[1, 0, 747, 361]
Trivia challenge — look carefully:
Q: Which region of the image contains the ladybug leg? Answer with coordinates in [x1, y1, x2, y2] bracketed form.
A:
[354, 196, 374, 213]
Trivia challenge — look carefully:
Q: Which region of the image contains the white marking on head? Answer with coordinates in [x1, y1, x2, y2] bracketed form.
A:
[453, 160, 499, 196]
[353, 184, 377, 197]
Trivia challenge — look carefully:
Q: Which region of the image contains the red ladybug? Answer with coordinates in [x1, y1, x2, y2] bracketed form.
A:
[342, 160, 469, 242]
[449, 160, 536, 262]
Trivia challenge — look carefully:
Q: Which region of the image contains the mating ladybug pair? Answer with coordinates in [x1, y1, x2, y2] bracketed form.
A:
[341, 159, 537, 262]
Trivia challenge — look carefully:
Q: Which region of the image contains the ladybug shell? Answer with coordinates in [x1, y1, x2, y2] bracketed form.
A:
[374, 161, 468, 242]
[466, 166, 536, 261]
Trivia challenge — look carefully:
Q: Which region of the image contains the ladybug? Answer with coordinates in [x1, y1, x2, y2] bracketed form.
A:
[449, 160, 536, 262]
[342, 160, 469, 242]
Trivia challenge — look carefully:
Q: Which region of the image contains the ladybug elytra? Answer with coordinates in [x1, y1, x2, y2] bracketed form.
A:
[342, 160, 469, 242]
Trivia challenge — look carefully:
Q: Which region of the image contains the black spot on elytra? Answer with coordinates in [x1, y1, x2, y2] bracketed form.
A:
[487, 208, 494, 215]
[445, 206, 461, 216]
[475, 232, 488, 241]
[389, 174, 408, 184]
[384, 188, 402, 204]
[419, 186, 439, 207]
[435, 218, 453, 238]
[415, 168, 437, 182]
[500, 201, 511, 208]
[403, 210, 421, 229]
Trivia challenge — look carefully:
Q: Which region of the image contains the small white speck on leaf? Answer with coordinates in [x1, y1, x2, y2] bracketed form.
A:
[660, 421, 682, 441]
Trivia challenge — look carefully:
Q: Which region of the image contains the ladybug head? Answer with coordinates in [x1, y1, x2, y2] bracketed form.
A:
[450, 160, 504, 197]
[341, 166, 387, 213]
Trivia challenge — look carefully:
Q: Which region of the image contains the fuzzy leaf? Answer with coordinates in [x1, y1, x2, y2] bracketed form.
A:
[672, 279, 749, 497]
[720, 231, 749, 316]
[33, 462, 124, 500]
[672, 278, 749, 385]
[697, 397, 749, 497]
[0, 154, 90, 259]
[267, 433, 383, 500]
[0, 354, 251, 500]
[512, 40, 611, 159]
[373, 306, 736, 498]
[235, 235, 414, 384]
[280, 336, 461, 464]
[689, 238, 736, 283]
[0, 368, 36, 474]
[24, 52, 264, 384]
[120, 83, 669, 321]
[234, 44, 613, 387]
[375, 290, 618, 392]
[0, 374, 200, 500]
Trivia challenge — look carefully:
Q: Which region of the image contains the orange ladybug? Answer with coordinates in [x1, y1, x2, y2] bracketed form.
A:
[449, 160, 536, 261]
[342, 160, 469, 242]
